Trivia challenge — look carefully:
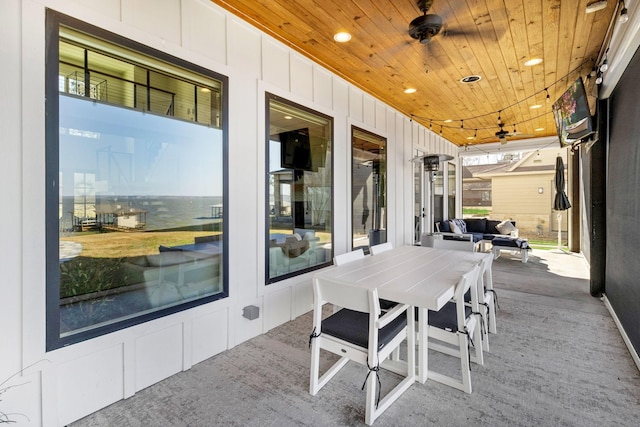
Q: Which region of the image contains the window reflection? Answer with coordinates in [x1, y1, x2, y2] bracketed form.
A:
[352, 128, 387, 252]
[48, 15, 228, 348]
[448, 162, 456, 220]
[266, 95, 332, 283]
[57, 95, 225, 336]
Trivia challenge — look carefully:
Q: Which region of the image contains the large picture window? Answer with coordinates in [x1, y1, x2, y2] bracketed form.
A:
[46, 11, 228, 349]
[266, 94, 332, 283]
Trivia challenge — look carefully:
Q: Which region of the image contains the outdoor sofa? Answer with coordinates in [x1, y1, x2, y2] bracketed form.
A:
[435, 218, 530, 262]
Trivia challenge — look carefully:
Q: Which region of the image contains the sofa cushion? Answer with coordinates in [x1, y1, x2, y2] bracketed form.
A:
[438, 221, 451, 232]
[486, 220, 503, 234]
[469, 233, 484, 243]
[492, 237, 530, 250]
[464, 218, 487, 233]
[126, 255, 149, 267]
[147, 252, 188, 267]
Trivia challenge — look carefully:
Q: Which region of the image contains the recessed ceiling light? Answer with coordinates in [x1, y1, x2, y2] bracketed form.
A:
[283, 115, 292, 120]
[460, 75, 482, 83]
[535, 127, 545, 131]
[200, 87, 211, 93]
[466, 136, 476, 140]
[530, 104, 543, 109]
[404, 88, 417, 94]
[444, 119, 453, 123]
[524, 58, 543, 66]
[333, 32, 352, 42]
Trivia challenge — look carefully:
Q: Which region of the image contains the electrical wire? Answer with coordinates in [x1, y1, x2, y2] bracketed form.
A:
[411, 59, 595, 131]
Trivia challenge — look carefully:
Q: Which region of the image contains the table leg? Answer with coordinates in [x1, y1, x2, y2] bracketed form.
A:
[418, 307, 429, 383]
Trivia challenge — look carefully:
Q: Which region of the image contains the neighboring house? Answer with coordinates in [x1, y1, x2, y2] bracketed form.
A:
[463, 149, 570, 237]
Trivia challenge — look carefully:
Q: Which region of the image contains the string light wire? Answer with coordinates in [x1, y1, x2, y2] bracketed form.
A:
[412, 60, 595, 133]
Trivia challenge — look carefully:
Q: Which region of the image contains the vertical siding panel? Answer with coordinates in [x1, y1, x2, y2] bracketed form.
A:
[363, 95, 375, 127]
[290, 54, 313, 99]
[121, 0, 181, 45]
[262, 38, 290, 90]
[349, 87, 364, 123]
[182, 1, 227, 65]
[313, 66, 333, 109]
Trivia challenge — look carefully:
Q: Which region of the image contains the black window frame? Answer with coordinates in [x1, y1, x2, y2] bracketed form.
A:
[45, 9, 229, 350]
[264, 92, 334, 284]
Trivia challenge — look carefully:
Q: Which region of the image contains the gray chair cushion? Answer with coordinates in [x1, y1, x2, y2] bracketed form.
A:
[428, 302, 472, 332]
[322, 309, 406, 351]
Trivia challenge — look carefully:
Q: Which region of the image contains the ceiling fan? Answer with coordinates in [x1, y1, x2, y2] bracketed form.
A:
[407, 0, 500, 57]
[408, 0, 443, 44]
[493, 120, 533, 144]
[408, 0, 474, 44]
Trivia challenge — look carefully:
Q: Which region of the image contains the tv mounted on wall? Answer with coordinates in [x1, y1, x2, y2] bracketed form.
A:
[280, 128, 313, 171]
[552, 76, 596, 148]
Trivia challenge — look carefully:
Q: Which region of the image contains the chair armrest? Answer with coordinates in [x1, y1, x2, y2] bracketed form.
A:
[434, 232, 474, 242]
[377, 303, 410, 328]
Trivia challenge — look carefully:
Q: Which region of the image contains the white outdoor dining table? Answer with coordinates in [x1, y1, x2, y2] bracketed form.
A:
[313, 245, 489, 383]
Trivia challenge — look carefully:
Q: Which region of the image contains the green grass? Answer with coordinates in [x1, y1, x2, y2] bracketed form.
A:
[525, 238, 568, 250]
[462, 207, 491, 216]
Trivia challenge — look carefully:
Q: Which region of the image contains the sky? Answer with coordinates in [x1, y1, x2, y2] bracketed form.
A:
[59, 95, 223, 197]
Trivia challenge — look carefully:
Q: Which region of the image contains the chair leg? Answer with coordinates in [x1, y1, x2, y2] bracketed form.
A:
[310, 338, 349, 396]
[472, 321, 484, 365]
[487, 294, 497, 334]
[364, 365, 378, 426]
[459, 332, 473, 394]
[390, 346, 401, 361]
[480, 305, 490, 353]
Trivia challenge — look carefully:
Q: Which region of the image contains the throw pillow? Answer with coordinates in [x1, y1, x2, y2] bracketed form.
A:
[496, 220, 517, 235]
[451, 218, 467, 233]
[450, 220, 463, 234]
[293, 233, 302, 241]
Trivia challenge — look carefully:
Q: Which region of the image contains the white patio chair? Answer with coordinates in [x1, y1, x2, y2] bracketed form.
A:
[426, 264, 483, 393]
[309, 275, 415, 425]
[461, 253, 496, 353]
[431, 235, 488, 354]
[370, 242, 393, 255]
[331, 249, 366, 312]
[479, 252, 498, 335]
[333, 248, 365, 265]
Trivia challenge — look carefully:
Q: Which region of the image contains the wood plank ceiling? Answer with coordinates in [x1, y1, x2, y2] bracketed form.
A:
[210, 0, 619, 146]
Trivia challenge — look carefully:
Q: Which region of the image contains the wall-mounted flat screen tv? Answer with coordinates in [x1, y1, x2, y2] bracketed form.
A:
[280, 128, 313, 171]
[552, 76, 595, 147]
